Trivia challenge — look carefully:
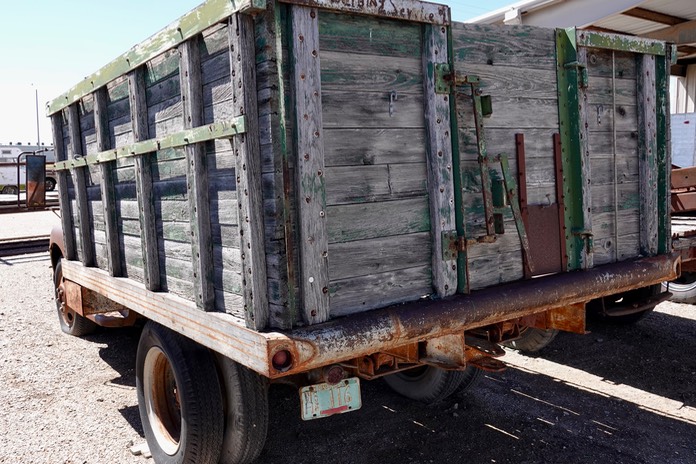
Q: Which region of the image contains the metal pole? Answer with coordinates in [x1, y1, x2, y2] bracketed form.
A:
[35, 88, 41, 147]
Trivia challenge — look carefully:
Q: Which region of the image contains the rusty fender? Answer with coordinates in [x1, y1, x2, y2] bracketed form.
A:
[270, 254, 680, 377]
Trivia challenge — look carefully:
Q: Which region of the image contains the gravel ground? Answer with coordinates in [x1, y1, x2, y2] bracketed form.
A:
[1, 251, 695, 463]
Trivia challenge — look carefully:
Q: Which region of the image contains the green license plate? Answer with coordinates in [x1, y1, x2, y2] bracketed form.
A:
[300, 377, 362, 421]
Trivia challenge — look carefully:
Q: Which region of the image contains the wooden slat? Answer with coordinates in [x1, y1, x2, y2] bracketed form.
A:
[229, 14, 270, 329]
[423, 24, 457, 297]
[180, 36, 216, 311]
[128, 67, 161, 291]
[93, 88, 123, 276]
[578, 47, 594, 269]
[637, 54, 659, 256]
[51, 113, 77, 261]
[66, 104, 96, 267]
[291, 6, 329, 325]
[279, 0, 450, 25]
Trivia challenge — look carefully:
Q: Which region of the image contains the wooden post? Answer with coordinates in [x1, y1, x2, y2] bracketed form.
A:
[93, 88, 123, 276]
[51, 113, 77, 261]
[180, 37, 215, 311]
[422, 24, 457, 297]
[229, 14, 270, 329]
[66, 104, 96, 267]
[290, 6, 330, 325]
[577, 46, 593, 269]
[128, 67, 161, 291]
[637, 54, 659, 257]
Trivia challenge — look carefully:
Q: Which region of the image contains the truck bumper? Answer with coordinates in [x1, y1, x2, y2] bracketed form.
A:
[62, 253, 680, 379]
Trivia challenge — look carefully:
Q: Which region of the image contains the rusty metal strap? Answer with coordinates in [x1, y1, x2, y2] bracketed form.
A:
[54, 117, 246, 171]
[278, 0, 451, 25]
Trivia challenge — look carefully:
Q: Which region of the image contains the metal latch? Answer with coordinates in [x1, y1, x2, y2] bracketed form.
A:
[564, 61, 588, 88]
[573, 229, 594, 253]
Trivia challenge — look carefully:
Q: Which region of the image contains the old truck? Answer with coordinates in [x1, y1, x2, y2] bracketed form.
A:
[47, 0, 684, 462]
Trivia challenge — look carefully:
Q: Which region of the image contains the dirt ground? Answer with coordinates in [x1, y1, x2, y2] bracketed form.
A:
[1, 251, 695, 464]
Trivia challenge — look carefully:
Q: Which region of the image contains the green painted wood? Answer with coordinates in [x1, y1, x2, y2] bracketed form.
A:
[577, 30, 666, 56]
[180, 36, 216, 311]
[47, 0, 266, 115]
[637, 54, 659, 257]
[51, 113, 77, 261]
[229, 13, 270, 329]
[423, 23, 457, 297]
[655, 52, 670, 255]
[280, 0, 450, 25]
[129, 67, 161, 291]
[291, 5, 329, 325]
[67, 104, 97, 267]
[94, 87, 123, 276]
[54, 117, 245, 171]
[318, 12, 422, 58]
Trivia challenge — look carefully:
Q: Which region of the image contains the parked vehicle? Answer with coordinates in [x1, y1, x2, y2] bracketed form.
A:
[47, 1, 687, 462]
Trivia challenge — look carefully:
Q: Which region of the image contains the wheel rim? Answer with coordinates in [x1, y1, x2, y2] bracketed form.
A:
[55, 271, 75, 328]
[144, 347, 182, 456]
[669, 272, 696, 291]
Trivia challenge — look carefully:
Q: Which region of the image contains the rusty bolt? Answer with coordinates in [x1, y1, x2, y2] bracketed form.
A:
[311, 310, 317, 317]
[322, 287, 328, 294]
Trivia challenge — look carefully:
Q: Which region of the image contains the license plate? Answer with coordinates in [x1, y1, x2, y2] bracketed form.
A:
[300, 377, 362, 421]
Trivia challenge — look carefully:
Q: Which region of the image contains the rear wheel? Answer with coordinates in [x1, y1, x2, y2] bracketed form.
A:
[503, 327, 559, 353]
[588, 284, 661, 325]
[384, 365, 481, 404]
[45, 177, 56, 191]
[137, 322, 224, 464]
[662, 272, 696, 304]
[1, 185, 18, 195]
[53, 260, 97, 336]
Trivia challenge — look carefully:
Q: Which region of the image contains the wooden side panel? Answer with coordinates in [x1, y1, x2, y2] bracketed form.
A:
[293, 6, 330, 324]
[52, 112, 77, 261]
[585, 48, 642, 266]
[230, 13, 270, 329]
[317, 12, 433, 317]
[452, 23, 558, 290]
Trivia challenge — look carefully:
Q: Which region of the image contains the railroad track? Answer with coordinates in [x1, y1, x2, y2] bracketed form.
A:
[0, 236, 50, 257]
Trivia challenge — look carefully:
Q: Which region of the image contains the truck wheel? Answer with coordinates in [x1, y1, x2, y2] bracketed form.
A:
[137, 322, 224, 464]
[384, 365, 478, 404]
[662, 272, 696, 304]
[1, 185, 18, 195]
[45, 177, 56, 191]
[589, 284, 660, 325]
[217, 355, 269, 464]
[53, 260, 97, 336]
[503, 327, 559, 353]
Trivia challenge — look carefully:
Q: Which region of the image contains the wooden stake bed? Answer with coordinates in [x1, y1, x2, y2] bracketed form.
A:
[48, 0, 674, 372]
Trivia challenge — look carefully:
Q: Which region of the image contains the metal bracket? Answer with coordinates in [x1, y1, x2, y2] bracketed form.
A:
[434, 63, 453, 94]
[573, 230, 594, 253]
[564, 61, 588, 88]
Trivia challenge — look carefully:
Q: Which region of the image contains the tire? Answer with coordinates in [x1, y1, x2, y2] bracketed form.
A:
[662, 272, 696, 304]
[45, 177, 56, 191]
[137, 322, 224, 464]
[53, 260, 97, 337]
[503, 327, 559, 353]
[384, 365, 480, 404]
[1, 185, 18, 195]
[217, 355, 269, 464]
[588, 284, 660, 325]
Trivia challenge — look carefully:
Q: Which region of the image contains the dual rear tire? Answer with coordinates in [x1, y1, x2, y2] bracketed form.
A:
[384, 365, 482, 404]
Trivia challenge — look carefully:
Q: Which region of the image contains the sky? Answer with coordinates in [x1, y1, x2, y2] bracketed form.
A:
[0, 0, 513, 146]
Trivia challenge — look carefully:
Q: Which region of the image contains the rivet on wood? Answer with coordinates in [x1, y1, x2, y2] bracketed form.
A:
[317, 170, 323, 176]
[322, 287, 328, 294]
[299, 34, 305, 42]
[304, 113, 309, 120]
[310, 10, 316, 18]
[319, 211, 325, 217]
[314, 131, 320, 137]
[304, 153, 310, 160]
[312, 50, 318, 57]
[300, 73, 306, 80]
[311, 309, 317, 317]
[305, 196, 311, 203]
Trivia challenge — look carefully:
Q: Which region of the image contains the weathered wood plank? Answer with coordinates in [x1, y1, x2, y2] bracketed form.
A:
[67, 104, 96, 267]
[578, 46, 593, 269]
[637, 53, 659, 257]
[330, 266, 432, 317]
[230, 13, 270, 328]
[94, 87, 123, 276]
[291, 6, 329, 325]
[323, 128, 426, 167]
[423, 24, 457, 297]
[324, 164, 427, 205]
[321, 91, 424, 128]
[318, 12, 422, 58]
[52, 113, 77, 261]
[320, 51, 423, 94]
[128, 67, 161, 291]
[327, 197, 430, 244]
[329, 232, 431, 281]
[180, 36, 215, 311]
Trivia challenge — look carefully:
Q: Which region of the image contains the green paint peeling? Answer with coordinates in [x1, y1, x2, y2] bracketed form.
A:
[54, 117, 245, 171]
[47, 0, 265, 116]
[576, 30, 666, 56]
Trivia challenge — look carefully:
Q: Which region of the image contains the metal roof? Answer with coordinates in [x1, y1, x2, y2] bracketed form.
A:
[468, 0, 696, 64]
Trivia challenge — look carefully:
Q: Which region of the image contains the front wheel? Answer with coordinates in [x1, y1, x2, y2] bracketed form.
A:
[137, 322, 224, 464]
[53, 260, 97, 336]
[384, 365, 482, 404]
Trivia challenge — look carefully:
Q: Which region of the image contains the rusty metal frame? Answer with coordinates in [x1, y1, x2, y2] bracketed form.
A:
[61, 253, 679, 380]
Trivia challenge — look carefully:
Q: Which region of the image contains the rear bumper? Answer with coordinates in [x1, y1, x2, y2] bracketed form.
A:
[62, 253, 680, 379]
